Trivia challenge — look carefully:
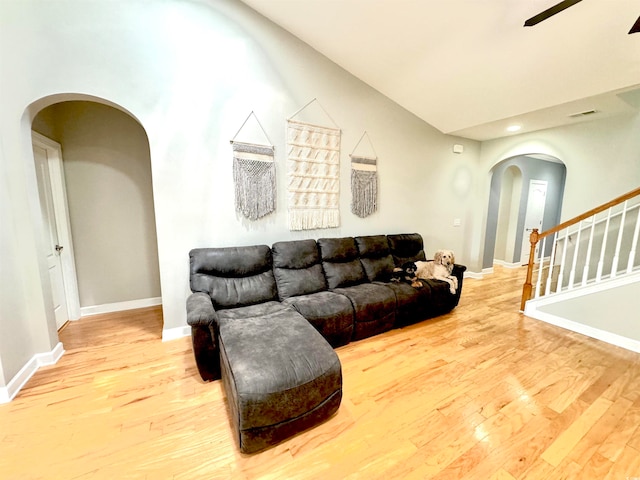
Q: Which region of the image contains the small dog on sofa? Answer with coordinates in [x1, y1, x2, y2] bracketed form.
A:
[415, 249, 458, 294]
[390, 261, 423, 288]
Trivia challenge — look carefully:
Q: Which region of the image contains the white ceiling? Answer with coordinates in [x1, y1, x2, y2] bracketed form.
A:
[240, 0, 640, 141]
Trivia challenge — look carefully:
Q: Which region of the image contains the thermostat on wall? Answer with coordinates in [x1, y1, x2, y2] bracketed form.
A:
[453, 144, 464, 154]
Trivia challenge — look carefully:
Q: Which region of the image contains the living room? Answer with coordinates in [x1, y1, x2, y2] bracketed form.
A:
[1, 0, 639, 475]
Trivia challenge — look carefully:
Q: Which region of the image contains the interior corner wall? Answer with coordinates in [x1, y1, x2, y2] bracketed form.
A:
[0, 0, 483, 364]
[494, 166, 521, 263]
[0, 117, 59, 387]
[0, 144, 33, 387]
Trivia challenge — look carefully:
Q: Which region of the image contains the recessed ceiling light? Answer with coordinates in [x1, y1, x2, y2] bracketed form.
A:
[507, 125, 522, 132]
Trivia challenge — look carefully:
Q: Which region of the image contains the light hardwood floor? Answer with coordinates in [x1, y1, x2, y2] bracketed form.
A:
[2, 266, 640, 479]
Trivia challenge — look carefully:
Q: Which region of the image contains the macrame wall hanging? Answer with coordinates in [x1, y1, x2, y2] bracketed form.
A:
[230, 112, 276, 221]
[286, 99, 341, 230]
[350, 131, 378, 218]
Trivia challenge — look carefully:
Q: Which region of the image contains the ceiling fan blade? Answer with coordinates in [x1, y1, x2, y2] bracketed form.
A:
[524, 0, 583, 27]
[630, 15, 640, 34]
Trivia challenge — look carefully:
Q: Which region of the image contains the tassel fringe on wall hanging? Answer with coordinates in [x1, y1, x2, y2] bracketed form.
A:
[230, 112, 276, 221]
[350, 131, 378, 218]
[287, 99, 341, 230]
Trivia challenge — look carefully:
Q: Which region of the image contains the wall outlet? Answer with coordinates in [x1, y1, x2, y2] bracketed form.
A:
[453, 218, 461, 227]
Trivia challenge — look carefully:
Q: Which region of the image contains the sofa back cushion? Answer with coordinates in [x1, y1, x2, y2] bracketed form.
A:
[272, 239, 327, 300]
[355, 235, 395, 282]
[189, 245, 277, 309]
[387, 233, 427, 266]
[318, 237, 366, 289]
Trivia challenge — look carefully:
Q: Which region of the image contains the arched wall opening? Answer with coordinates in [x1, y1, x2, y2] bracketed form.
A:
[27, 94, 161, 330]
[483, 154, 567, 270]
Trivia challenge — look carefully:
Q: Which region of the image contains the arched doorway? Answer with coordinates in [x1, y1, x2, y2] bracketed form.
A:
[30, 96, 161, 329]
[483, 154, 567, 271]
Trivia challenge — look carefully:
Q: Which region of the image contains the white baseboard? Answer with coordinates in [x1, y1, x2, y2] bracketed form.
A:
[493, 259, 522, 269]
[80, 297, 162, 317]
[524, 309, 640, 354]
[162, 325, 191, 342]
[0, 342, 65, 404]
[466, 262, 526, 280]
[464, 270, 485, 279]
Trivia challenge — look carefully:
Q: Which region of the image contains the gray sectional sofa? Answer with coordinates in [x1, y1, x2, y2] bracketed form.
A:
[186, 233, 466, 453]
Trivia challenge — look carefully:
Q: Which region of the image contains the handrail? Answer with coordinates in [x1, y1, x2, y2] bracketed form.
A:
[520, 186, 640, 310]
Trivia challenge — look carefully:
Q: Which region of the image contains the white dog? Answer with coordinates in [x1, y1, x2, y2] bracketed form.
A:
[415, 249, 458, 294]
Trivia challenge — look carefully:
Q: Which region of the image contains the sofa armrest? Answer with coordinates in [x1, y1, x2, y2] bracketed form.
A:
[452, 264, 467, 276]
[186, 292, 220, 381]
[187, 292, 218, 327]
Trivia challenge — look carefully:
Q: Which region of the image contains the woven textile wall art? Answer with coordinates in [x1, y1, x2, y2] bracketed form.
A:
[287, 119, 341, 230]
[232, 141, 276, 220]
[351, 155, 377, 218]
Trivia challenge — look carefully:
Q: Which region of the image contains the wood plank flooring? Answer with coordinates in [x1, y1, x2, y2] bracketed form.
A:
[2, 266, 640, 479]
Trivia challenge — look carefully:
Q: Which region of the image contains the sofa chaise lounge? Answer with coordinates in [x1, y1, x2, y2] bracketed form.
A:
[186, 233, 466, 453]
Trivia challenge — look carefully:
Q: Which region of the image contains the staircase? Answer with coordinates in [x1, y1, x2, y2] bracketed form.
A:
[521, 187, 640, 352]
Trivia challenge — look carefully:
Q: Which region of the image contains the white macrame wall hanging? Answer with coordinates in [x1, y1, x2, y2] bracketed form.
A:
[230, 112, 276, 221]
[350, 131, 378, 218]
[286, 99, 341, 230]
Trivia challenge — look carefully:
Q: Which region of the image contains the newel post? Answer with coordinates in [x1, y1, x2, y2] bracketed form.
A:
[520, 228, 539, 311]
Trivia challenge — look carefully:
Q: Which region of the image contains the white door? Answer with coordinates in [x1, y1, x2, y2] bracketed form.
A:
[34, 143, 69, 329]
[520, 180, 548, 264]
[32, 133, 80, 329]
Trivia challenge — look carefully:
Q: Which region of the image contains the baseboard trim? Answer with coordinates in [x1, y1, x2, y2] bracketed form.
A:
[524, 309, 640, 354]
[464, 270, 485, 279]
[80, 297, 162, 317]
[493, 259, 522, 269]
[162, 325, 191, 342]
[0, 342, 65, 404]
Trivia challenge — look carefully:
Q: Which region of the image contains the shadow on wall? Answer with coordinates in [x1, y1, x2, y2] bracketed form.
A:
[483, 154, 567, 270]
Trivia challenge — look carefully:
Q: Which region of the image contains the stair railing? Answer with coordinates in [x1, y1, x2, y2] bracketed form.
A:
[521, 187, 640, 311]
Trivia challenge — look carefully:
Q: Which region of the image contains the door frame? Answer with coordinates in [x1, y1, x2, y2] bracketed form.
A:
[520, 179, 548, 264]
[32, 132, 81, 322]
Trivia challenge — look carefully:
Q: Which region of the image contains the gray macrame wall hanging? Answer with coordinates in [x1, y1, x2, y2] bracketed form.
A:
[230, 112, 276, 221]
[287, 99, 341, 231]
[350, 131, 378, 218]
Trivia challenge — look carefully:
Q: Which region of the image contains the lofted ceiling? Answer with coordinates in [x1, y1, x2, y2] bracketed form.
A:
[240, 0, 640, 141]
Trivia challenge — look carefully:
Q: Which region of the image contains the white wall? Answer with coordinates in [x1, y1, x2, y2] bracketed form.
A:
[0, 0, 480, 385]
[536, 279, 640, 345]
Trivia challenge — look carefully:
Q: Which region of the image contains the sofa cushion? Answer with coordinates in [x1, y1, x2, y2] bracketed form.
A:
[272, 239, 327, 300]
[387, 233, 427, 266]
[283, 291, 354, 347]
[318, 237, 366, 289]
[217, 307, 342, 453]
[355, 235, 396, 282]
[216, 301, 290, 321]
[333, 283, 396, 340]
[190, 246, 277, 309]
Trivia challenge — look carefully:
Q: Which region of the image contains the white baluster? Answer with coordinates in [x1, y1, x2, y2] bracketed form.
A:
[534, 237, 547, 298]
[582, 216, 596, 286]
[545, 232, 558, 296]
[557, 231, 569, 293]
[596, 209, 612, 282]
[568, 222, 582, 289]
[627, 205, 640, 273]
[611, 201, 627, 279]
